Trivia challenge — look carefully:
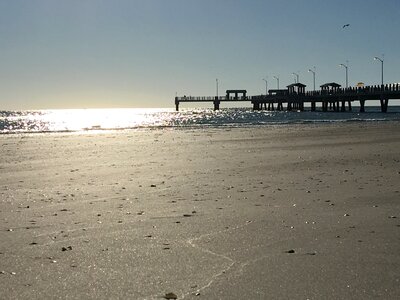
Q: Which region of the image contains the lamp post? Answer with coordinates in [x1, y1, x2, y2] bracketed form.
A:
[292, 72, 299, 84]
[262, 78, 268, 95]
[216, 78, 219, 97]
[273, 76, 280, 89]
[308, 67, 316, 91]
[339, 63, 348, 88]
[374, 56, 384, 86]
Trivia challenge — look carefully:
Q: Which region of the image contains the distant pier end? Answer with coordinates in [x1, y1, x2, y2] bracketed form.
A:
[175, 84, 400, 113]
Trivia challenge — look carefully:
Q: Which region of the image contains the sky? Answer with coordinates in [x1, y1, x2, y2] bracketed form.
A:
[0, 0, 399, 109]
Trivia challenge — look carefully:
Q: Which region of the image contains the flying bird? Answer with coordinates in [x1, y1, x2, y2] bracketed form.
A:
[342, 24, 350, 28]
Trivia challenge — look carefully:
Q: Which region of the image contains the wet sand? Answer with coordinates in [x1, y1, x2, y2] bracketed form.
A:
[1, 122, 400, 299]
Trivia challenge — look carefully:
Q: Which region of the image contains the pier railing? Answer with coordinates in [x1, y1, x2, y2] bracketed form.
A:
[304, 84, 400, 97]
[176, 96, 249, 101]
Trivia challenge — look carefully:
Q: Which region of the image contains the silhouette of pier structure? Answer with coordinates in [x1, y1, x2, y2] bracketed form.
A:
[175, 83, 400, 112]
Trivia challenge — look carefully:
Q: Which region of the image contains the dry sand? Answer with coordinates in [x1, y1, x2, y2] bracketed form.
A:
[1, 122, 399, 299]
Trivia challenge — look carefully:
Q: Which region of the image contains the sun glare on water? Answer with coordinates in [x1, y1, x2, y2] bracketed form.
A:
[36, 108, 171, 132]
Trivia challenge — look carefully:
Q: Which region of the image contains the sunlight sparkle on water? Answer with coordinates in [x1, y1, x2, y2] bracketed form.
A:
[31, 108, 174, 132]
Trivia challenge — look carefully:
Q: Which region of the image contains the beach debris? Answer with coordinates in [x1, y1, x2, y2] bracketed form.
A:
[60, 209, 68, 211]
[7, 228, 13, 232]
[389, 216, 397, 219]
[183, 214, 192, 217]
[137, 211, 145, 215]
[306, 252, 317, 256]
[344, 213, 350, 216]
[61, 246, 73, 252]
[286, 249, 295, 254]
[164, 292, 178, 299]
[29, 242, 38, 245]
[150, 184, 157, 188]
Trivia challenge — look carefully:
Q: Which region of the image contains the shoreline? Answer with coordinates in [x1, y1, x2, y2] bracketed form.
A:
[1, 122, 399, 299]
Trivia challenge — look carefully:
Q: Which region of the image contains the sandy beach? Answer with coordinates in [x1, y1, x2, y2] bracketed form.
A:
[1, 122, 399, 299]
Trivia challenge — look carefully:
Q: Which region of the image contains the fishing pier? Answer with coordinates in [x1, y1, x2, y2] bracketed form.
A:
[175, 83, 400, 112]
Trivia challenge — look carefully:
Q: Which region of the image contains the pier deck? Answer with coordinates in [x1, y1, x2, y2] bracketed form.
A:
[175, 84, 400, 112]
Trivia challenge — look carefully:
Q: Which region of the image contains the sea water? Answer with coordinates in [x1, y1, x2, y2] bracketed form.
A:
[1, 106, 400, 134]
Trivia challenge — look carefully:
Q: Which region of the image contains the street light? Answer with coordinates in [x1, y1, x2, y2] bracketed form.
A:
[262, 78, 268, 96]
[292, 72, 299, 83]
[273, 76, 280, 89]
[308, 67, 316, 91]
[339, 63, 348, 88]
[216, 78, 219, 97]
[374, 56, 384, 86]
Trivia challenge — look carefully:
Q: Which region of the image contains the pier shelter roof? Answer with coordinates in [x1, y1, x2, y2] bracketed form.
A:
[268, 89, 288, 95]
[226, 89, 247, 100]
[226, 90, 247, 94]
[287, 83, 306, 88]
[320, 82, 341, 89]
[287, 83, 306, 95]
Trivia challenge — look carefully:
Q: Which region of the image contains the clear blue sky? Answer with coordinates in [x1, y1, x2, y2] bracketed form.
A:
[1, 0, 399, 109]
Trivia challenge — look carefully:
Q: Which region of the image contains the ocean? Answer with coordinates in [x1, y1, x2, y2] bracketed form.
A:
[1, 106, 400, 134]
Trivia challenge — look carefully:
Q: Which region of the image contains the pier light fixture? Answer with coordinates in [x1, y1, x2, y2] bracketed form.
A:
[308, 67, 316, 91]
[374, 56, 384, 86]
[291, 72, 299, 84]
[262, 78, 268, 96]
[216, 78, 219, 97]
[339, 63, 349, 88]
[273, 76, 280, 90]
